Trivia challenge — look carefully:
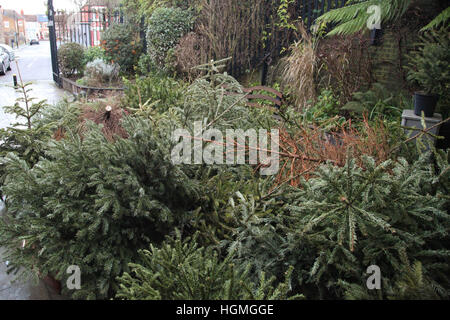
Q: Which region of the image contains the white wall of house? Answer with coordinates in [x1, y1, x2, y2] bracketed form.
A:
[25, 21, 39, 41]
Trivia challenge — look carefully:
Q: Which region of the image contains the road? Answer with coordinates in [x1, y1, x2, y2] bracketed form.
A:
[0, 41, 53, 83]
[0, 41, 68, 130]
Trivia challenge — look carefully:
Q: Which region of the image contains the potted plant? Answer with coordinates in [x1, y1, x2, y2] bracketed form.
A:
[406, 30, 449, 118]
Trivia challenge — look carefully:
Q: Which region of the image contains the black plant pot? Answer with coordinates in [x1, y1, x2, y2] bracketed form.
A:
[414, 92, 438, 118]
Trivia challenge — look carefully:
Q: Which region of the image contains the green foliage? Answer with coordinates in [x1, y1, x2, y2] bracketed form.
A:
[83, 46, 106, 66]
[276, 0, 297, 32]
[341, 261, 442, 300]
[289, 154, 449, 297]
[58, 42, 85, 77]
[433, 149, 450, 213]
[192, 165, 278, 247]
[421, 6, 450, 31]
[102, 24, 143, 73]
[222, 154, 450, 299]
[34, 99, 82, 134]
[342, 83, 406, 121]
[116, 231, 303, 300]
[316, 0, 412, 36]
[406, 30, 450, 96]
[123, 0, 200, 25]
[137, 53, 155, 75]
[303, 89, 345, 126]
[0, 81, 51, 203]
[181, 58, 277, 132]
[388, 261, 442, 299]
[146, 7, 194, 69]
[0, 116, 203, 299]
[1, 44, 448, 301]
[122, 74, 184, 115]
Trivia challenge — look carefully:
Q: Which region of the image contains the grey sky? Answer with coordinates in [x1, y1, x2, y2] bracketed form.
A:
[0, 0, 78, 15]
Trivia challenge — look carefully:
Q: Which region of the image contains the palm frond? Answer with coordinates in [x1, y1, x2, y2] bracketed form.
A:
[316, 0, 412, 36]
[421, 6, 450, 31]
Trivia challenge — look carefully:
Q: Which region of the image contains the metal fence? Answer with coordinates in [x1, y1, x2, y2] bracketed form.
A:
[300, 0, 347, 29]
[48, 0, 128, 86]
[48, 0, 347, 86]
[232, 0, 347, 83]
[54, 8, 124, 47]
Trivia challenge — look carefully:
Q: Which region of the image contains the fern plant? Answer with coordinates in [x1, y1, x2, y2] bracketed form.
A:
[316, 0, 412, 36]
[421, 6, 450, 31]
[317, 0, 449, 36]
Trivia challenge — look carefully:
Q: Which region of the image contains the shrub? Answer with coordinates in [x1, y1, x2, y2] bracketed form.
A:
[116, 232, 302, 300]
[136, 54, 155, 75]
[146, 7, 194, 69]
[341, 261, 443, 300]
[122, 74, 184, 115]
[342, 83, 406, 121]
[58, 42, 85, 77]
[101, 24, 142, 74]
[174, 32, 209, 80]
[316, 31, 372, 105]
[83, 46, 106, 65]
[303, 89, 342, 124]
[84, 59, 120, 86]
[0, 116, 203, 299]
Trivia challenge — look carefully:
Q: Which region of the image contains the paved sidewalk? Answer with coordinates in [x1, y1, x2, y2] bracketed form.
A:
[0, 80, 70, 129]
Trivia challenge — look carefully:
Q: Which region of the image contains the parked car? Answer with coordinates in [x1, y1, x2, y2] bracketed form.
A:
[30, 39, 40, 45]
[0, 48, 11, 75]
[0, 44, 15, 61]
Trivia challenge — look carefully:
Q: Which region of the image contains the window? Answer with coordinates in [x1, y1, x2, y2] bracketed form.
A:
[4, 21, 9, 28]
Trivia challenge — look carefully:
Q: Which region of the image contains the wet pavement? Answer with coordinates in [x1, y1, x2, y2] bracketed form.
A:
[0, 42, 70, 300]
[0, 41, 71, 130]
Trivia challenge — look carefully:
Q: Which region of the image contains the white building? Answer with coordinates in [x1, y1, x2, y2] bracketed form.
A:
[24, 15, 39, 41]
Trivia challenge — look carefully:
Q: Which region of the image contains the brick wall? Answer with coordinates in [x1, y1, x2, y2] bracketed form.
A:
[367, 0, 444, 94]
[0, 7, 3, 44]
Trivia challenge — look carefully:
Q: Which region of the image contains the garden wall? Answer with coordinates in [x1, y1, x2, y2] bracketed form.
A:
[367, 0, 445, 93]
